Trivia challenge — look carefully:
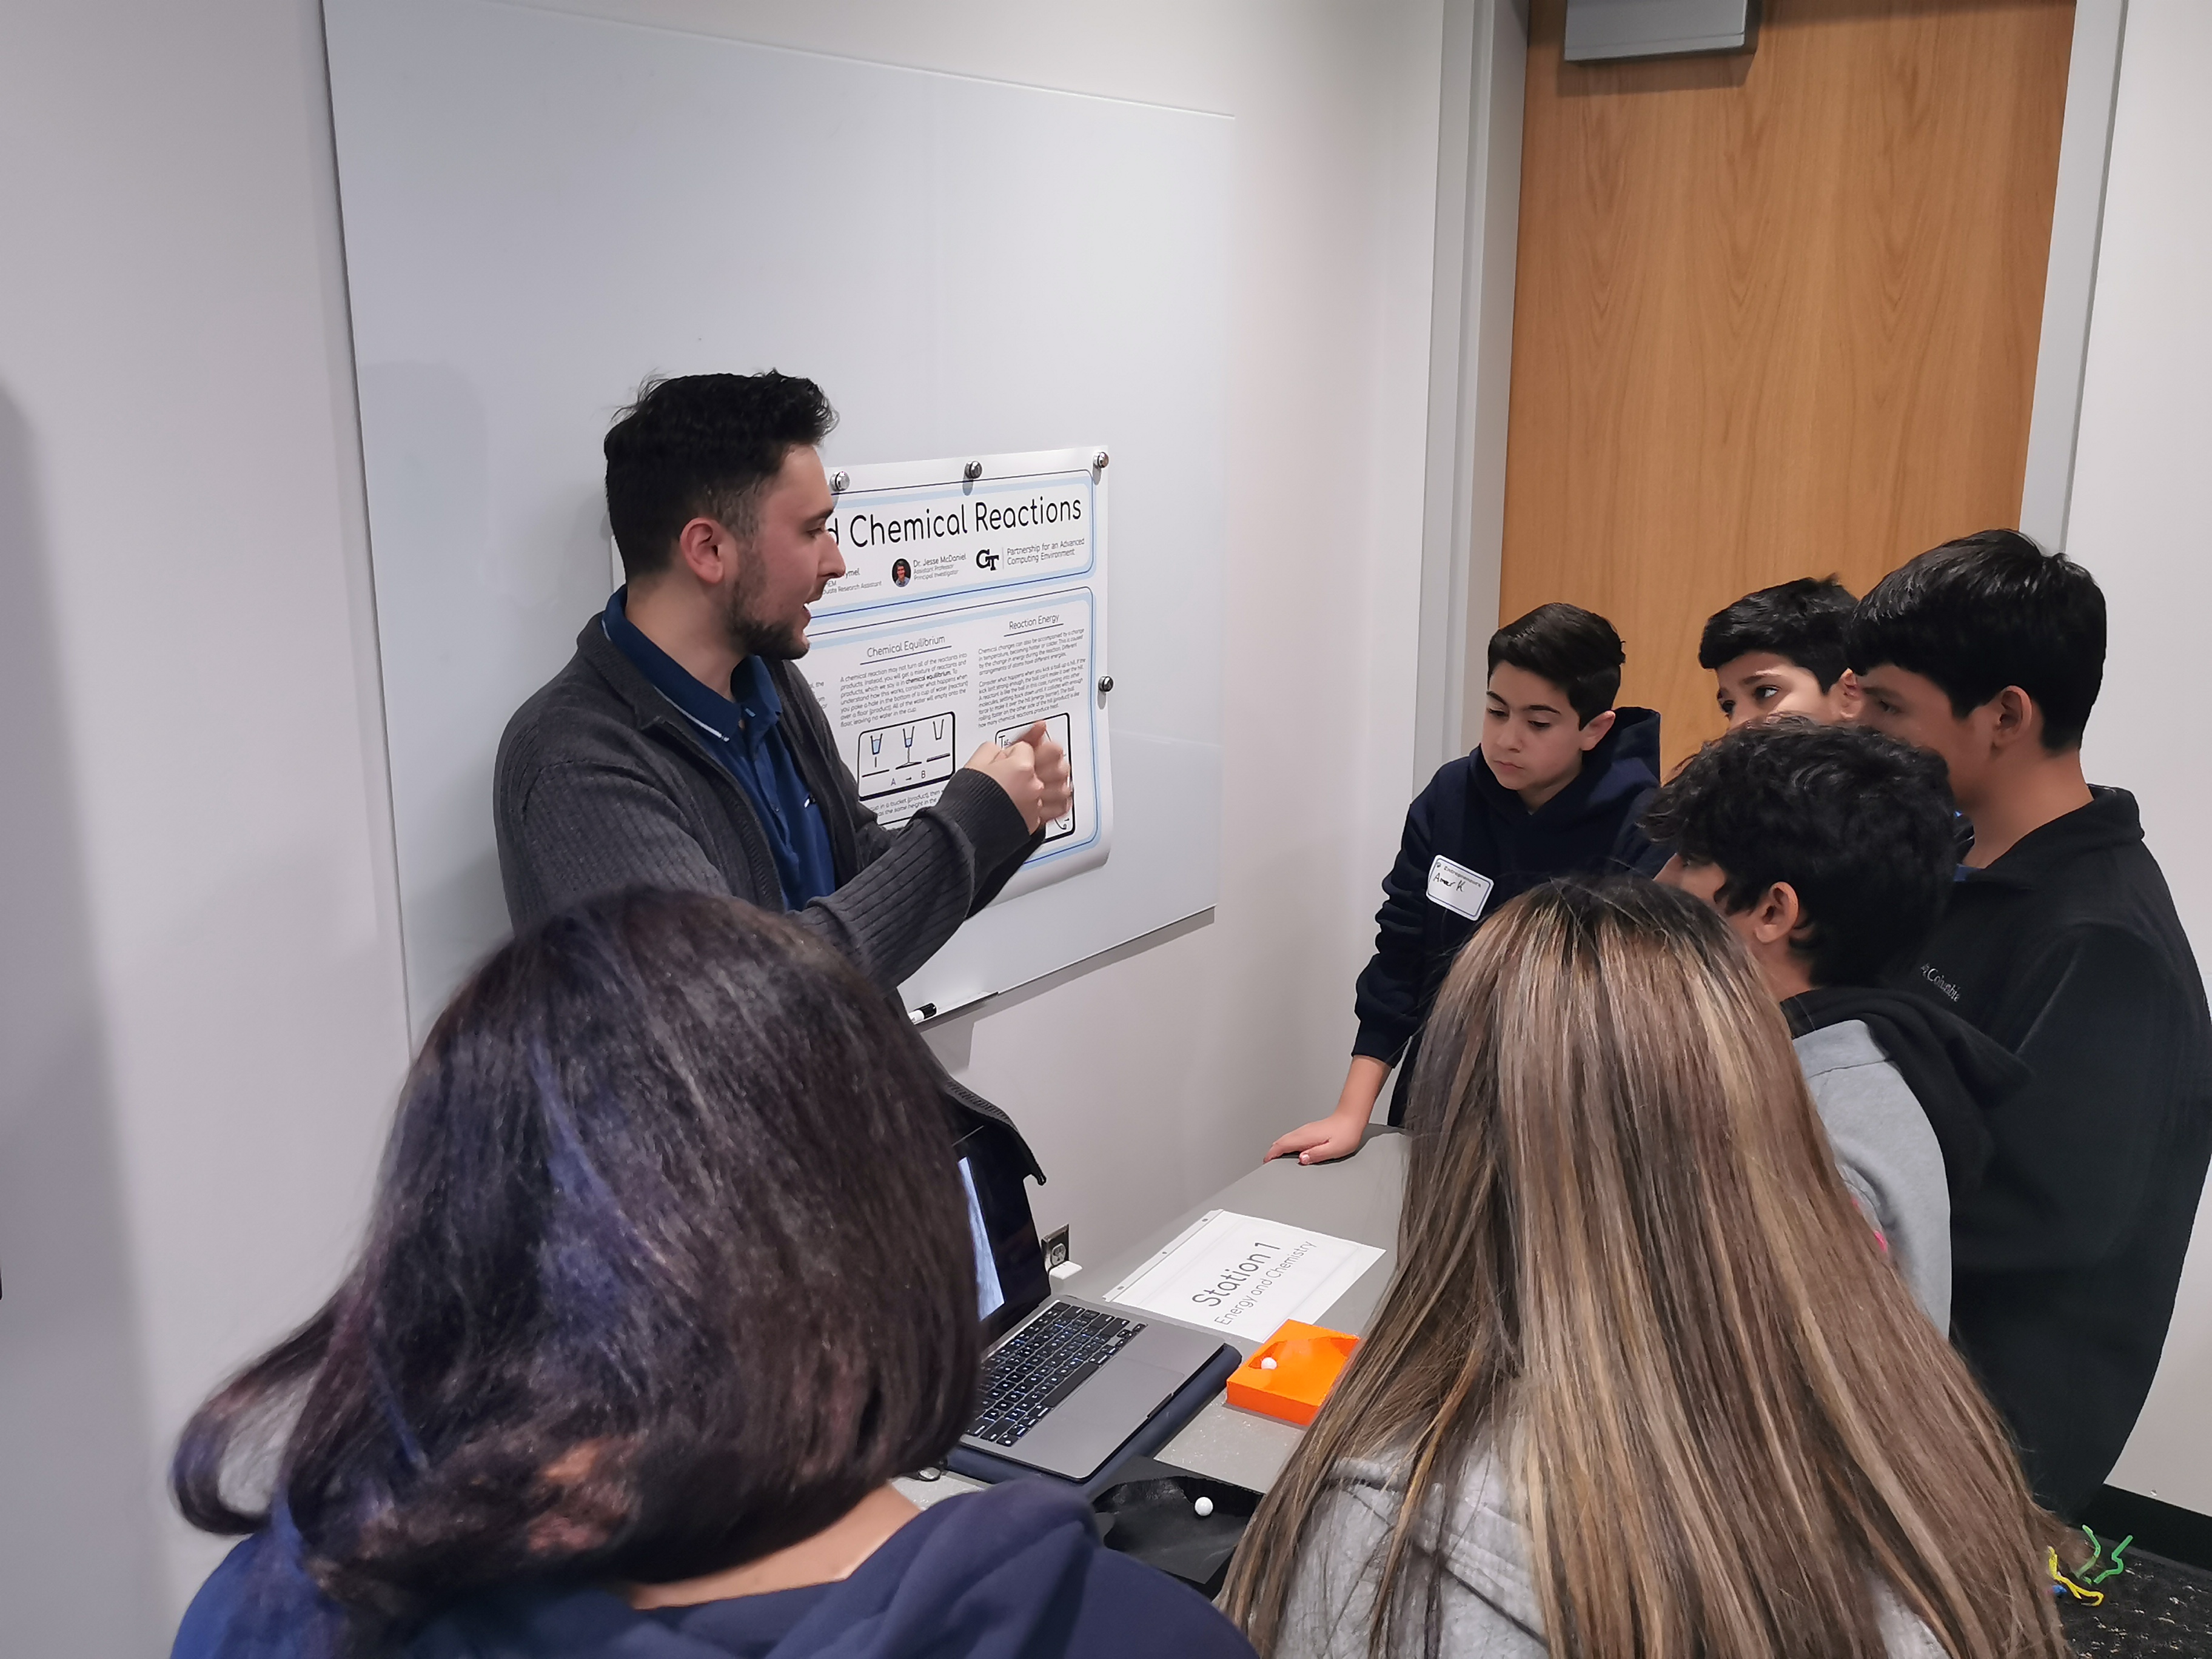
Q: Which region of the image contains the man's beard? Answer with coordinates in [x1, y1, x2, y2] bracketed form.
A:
[722, 563, 809, 662]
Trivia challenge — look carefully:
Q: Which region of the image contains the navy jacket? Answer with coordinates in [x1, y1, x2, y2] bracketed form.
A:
[173, 1480, 1255, 1659]
[1353, 709, 1666, 1121]
[1888, 788, 2212, 1517]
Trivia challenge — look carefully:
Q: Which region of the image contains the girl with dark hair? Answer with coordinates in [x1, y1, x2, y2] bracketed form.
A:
[1224, 878, 2074, 1659]
[171, 888, 1252, 1659]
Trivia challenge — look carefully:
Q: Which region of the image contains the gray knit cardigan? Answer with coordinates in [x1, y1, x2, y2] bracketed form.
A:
[494, 615, 1045, 1173]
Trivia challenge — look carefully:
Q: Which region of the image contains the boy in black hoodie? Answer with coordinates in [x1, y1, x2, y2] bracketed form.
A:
[1852, 530, 2212, 1518]
[1646, 719, 2029, 1331]
[1269, 603, 1663, 1164]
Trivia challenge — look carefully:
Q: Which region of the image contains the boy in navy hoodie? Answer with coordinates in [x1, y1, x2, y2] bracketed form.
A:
[1269, 604, 1664, 1164]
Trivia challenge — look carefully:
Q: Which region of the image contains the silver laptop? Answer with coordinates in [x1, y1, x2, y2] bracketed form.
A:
[954, 1137, 1227, 1481]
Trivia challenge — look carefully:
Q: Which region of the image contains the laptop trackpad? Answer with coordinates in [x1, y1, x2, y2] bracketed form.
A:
[1010, 1355, 1188, 1479]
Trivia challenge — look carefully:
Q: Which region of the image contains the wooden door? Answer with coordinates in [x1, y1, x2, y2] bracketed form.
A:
[1497, 0, 2076, 765]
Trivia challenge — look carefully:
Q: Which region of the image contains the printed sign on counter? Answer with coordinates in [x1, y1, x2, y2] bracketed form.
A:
[1101, 1210, 1386, 1344]
[799, 447, 1112, 900]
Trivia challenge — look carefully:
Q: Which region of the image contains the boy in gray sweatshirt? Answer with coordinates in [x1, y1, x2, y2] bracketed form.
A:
[1646, 721, 2026, 1329]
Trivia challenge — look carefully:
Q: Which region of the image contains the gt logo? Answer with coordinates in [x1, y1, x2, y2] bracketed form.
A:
[976, 548, 999, 570]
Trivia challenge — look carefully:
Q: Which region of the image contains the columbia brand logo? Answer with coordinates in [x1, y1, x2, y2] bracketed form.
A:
[1919, 964, 1961, 1002]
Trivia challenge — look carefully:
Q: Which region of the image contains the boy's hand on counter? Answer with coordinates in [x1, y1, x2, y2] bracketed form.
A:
[1265, 1055, 1391, 1165]
[1265, 1113, 1367, 1165]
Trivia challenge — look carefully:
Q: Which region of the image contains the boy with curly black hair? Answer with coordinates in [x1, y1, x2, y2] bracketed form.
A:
[1647, 719, 2029, 1330]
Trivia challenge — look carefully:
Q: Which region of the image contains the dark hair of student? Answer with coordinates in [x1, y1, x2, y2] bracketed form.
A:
[1224, 878, 2068, 1659]
[1697, 575, 1858, 688]
[1849, 529, 2106, 751]
[604, 371, 838, 580]
[170, 888, 977, 1641]
[1486, 602, 1624, 725]
[1641, 719, 1957, 986]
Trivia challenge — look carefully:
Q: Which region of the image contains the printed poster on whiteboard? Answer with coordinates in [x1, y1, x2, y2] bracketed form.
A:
[799, 446, 1113, 902]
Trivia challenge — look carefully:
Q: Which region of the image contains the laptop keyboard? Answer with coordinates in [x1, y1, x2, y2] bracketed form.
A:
[966, 1302, 1145, 1447]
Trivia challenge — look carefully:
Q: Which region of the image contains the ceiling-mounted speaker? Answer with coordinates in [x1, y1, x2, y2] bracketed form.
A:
[1563, 0, 1760, 63]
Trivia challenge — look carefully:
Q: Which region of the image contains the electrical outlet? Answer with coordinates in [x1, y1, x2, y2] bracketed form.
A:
[1041, 1225, 1071, 1272]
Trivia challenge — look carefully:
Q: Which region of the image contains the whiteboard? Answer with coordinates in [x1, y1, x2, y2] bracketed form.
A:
[322, 0, 1228, 1029]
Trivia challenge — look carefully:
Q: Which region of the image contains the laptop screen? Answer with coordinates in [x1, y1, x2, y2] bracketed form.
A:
[957, 1157, 1006, 1320]
[955, 1133, 1052, 1346]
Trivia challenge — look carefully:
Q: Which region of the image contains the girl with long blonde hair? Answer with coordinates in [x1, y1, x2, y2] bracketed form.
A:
[1224, 878, 2068, 1659]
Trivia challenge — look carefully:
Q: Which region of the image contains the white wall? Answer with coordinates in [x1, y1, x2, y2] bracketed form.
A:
[2070, 0, 2212, 1521]
[479, 0, 1450, 1414]
[0, 1, 413, 1649]
[0, 0, 1452, 1642]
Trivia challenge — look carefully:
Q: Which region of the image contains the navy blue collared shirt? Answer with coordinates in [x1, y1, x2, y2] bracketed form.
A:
[602, 589, 837, 910]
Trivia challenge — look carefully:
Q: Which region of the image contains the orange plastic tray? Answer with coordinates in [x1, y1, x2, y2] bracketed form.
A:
[1224, 1320, 1361, 1426]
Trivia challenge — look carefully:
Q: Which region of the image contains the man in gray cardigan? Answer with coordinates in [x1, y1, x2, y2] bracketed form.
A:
[496, 372, 1069, 1172]
[1647, 721, 2027, 1331]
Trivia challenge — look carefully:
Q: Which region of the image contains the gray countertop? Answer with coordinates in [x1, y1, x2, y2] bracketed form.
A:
[894, 1127, 1406, 1507]
[1061, 1127, 1405, 1493]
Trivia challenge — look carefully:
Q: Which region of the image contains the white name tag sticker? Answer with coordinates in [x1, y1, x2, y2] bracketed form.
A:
[1426, 855, 1494, 922]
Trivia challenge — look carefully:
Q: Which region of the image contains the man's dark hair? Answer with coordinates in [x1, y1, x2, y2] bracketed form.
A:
[1698, 576, 1858, 689]
[1643, 720, 1957, 987]
[1848, 529, 2105, 751]
[605, 372, 837, 580]
[1487, 603, 1624, 725]
[170, 888, 975, 1640]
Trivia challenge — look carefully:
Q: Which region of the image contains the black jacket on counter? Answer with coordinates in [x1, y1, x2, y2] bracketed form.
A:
[1889, 788, 2212, 1517]
[495, 615, 1045, 1178]
[1353, 708, 1667, 1122]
